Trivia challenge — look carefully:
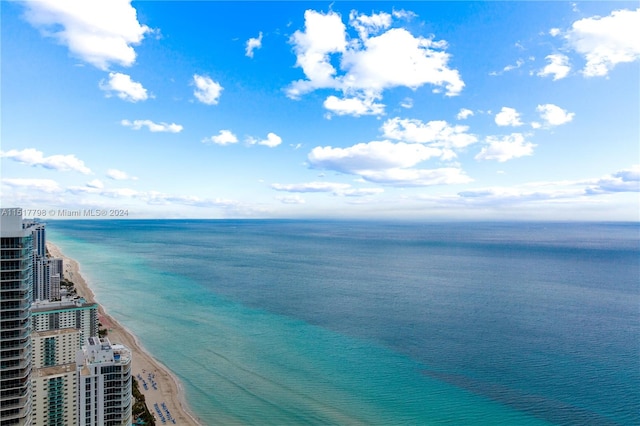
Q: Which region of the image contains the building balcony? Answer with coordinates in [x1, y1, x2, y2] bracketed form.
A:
[1, 357, 31, 371]
[0, 364, 31, 381]
[0, 301, 30, 311]
[0, 308, 30, 322]
[0, 291, 30, 302]
[0, 280, 30, 292]
[0, 392, 30, 411]
[0, 336, 30, 351]
[0, 271, 31, 282]
[0, 318, 30, 332]
[0, 260, 30, 271]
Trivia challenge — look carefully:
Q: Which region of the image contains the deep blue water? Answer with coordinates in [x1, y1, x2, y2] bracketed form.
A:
[47, 220, 639, 425]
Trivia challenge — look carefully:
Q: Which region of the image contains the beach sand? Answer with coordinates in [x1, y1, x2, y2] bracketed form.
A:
[47, 242, 202, 426]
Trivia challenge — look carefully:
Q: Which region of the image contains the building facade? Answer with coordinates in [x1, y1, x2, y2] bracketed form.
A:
[30, 329, 79, 426]
[1, 210, 35, 425]
[31, 299, 99, 347]
[76, 337, 132, 426]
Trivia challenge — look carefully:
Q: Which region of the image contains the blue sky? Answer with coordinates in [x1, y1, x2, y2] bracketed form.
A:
[1, 1, 638, 220]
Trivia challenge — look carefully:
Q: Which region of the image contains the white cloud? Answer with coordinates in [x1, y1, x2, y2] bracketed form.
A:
[475, 133, 536, 162]
[288, 10, 347, 97]
[99, 72, 149, 102]
[566, 8, 640, 77]
[456, 108, 474, 120]
[271, 181, 351, 193]
[21, 0, 151, 70]
[400, 97, 413, 109]
[288, 9, 464, 116]
[490, 59, 524, 76]
[455, 166, 640, 204]
[349, 10, 392, 39]
[357, 167, 472, 186]
[495, 107, 523, 127]
[121, 119, 183, 133]
[106, 169, 137, 181]
[536, 104, 575, 126]
[309, 141, 441, 173]
[0, 148, 91, 174]
[549, 28, 561, 37]
[101, 187, 139, 198]
[246, 32, 263, 58]
[382, 118, 477, 150]
[339, 187, 385, 197]
[323, 94, 385, 116]
[248, 132, 283, 148]
[538, 54, 571, 80]
[2, 178, 62, 193]
[586, 165, 640, 194]
[203, 130, 238, 146]
[193, 74, 223, 105]
[276, 195, 306, 204]
[307, 140, 471, 186]
[340, 28, 464, 96]
[271, 181, 384, 196]
[86, 179, 104, 189]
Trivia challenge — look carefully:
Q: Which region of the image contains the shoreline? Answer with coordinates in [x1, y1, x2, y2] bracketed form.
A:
[46, 241, 202, 426]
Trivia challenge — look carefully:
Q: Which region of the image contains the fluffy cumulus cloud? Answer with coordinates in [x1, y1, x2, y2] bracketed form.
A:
[203, 130, 238, 146]
[193, 74, 223, 105]
[106, 169, 137, 181]
[382, 118, 477, 151]
[1, 148, 91, 174]
[475, 133, 536, 162]
[288, 9, 464, 116]
[245, 32, 263, 58]
[121, 119, 183, 133]
[323, 94, 384, 116]
[309, 141, 441, 173]
[536, 104, 575, 127]
[308, 140, 471, 186]
[248, 133, 282, 148]
[305, 115, 478, 187]
[21, 0, 151, 70]
[566, 8, 640, 77]
[494, 107, 523, 127]
[457, 108, 474, 120]
[538, 54, 571, 80]
[99, 72, 149, 102]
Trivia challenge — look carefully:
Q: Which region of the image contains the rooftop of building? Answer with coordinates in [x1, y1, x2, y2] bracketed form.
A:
[32, 328, 81, 338]
[78, 337, 132, 369]
[31, 297, 97, 312]
[34, 362, 77, 378]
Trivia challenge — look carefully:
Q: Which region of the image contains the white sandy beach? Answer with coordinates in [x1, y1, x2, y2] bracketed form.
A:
[47, 242, 202, 426]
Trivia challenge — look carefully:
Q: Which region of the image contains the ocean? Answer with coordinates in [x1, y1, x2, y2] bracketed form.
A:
[46, 220, 639, 425]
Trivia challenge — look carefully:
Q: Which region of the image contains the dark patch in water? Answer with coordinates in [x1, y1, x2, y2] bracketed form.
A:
[422, 370, 619, 426]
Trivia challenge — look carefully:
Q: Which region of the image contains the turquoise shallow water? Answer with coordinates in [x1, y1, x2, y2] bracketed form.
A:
[47, 221, 639, 425]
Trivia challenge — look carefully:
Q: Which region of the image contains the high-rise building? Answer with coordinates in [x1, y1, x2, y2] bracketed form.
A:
[47, 259, 63, 301]
[24, 221, 62, 302]
[30, 329, 79, 426]
[31, 299, 99, 348]
[76, 337, 132, 426]
[1, 209, 35, 425]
